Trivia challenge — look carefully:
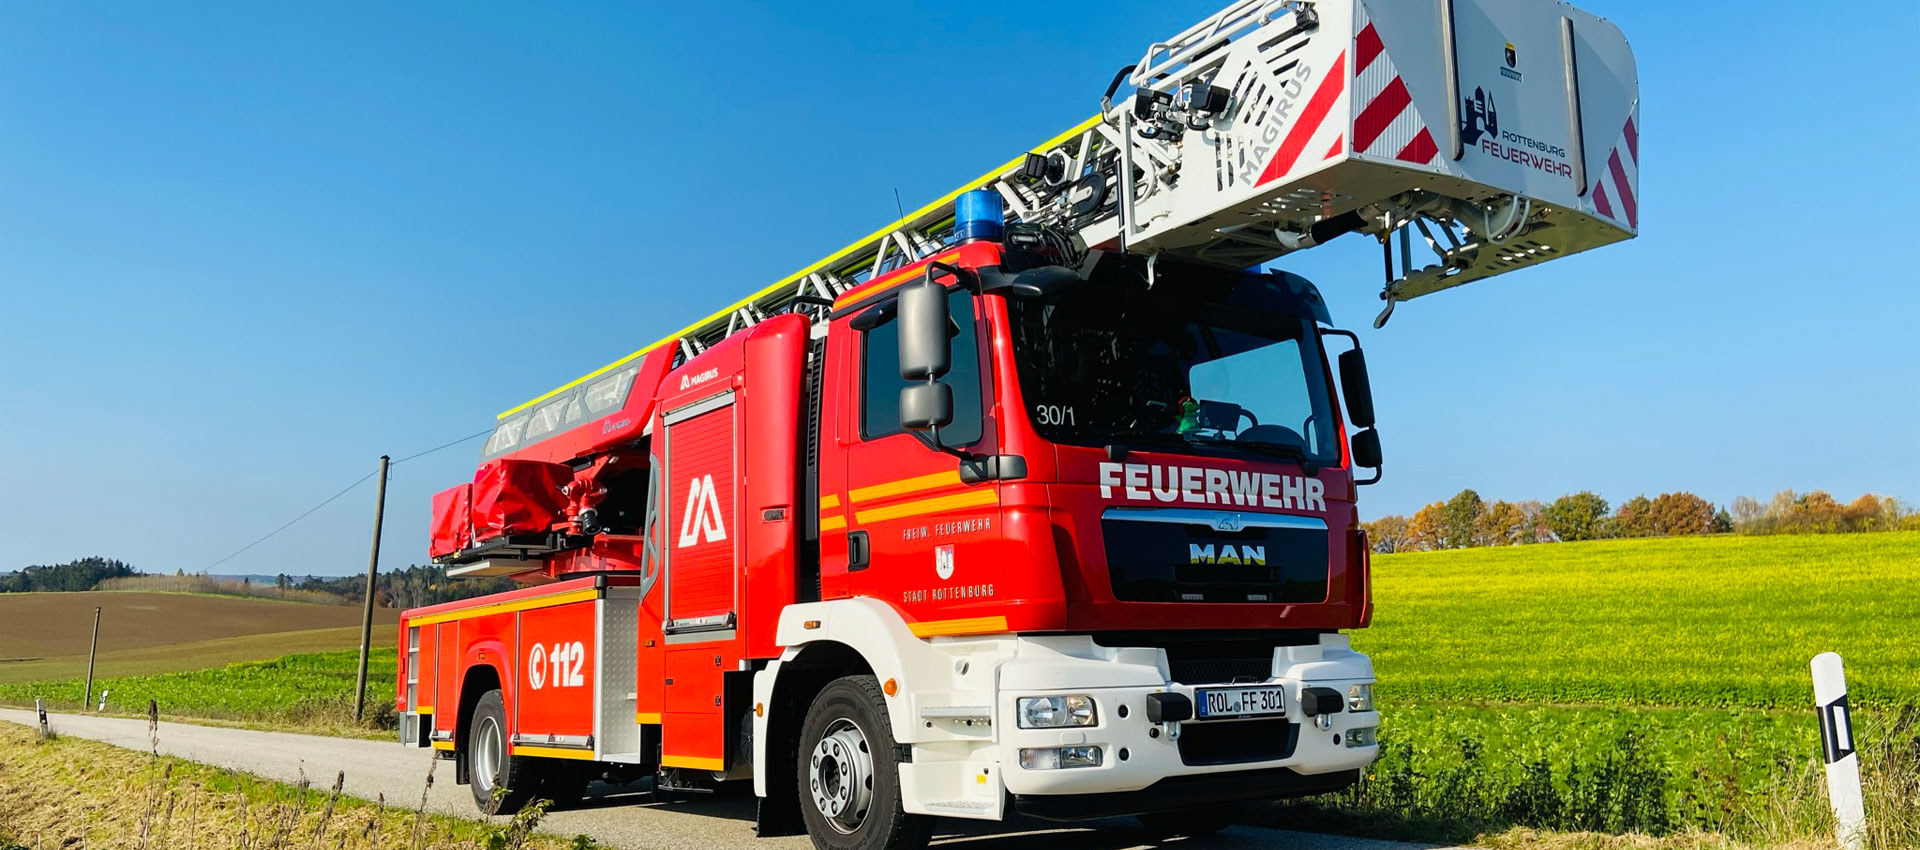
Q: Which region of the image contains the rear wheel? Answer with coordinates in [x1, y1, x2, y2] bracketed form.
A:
[467, 689, 544, 815]
[796, 676, 930, 850]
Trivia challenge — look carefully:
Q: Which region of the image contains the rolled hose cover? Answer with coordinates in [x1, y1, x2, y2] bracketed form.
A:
[469, 458, 570, 541]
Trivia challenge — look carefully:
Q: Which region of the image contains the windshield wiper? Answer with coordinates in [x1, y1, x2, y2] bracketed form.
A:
[1183, 436, 1321, 475]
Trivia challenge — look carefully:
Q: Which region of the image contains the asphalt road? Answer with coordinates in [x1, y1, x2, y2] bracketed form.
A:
[1, 709, 1454, 850]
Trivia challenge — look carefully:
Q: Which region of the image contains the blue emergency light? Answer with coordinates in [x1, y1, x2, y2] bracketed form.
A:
[954, 188, 1004, 243]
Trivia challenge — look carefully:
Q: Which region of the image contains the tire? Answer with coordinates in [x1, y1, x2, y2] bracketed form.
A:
[1136, 804, 1242, 838]
[466, 689, 545, 815]
[796, 676, 931, 850]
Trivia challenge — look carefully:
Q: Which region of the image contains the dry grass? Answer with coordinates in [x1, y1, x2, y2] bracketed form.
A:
[0, 592, 398, 679]
[0, 723, 589, 850]
[1474, 826, 1830, 850]
[0, 626, 393, 686]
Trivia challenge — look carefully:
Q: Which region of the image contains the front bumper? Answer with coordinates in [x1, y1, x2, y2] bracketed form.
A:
[994, 633, 1378, 804]
[1015, 766, 1360, 821]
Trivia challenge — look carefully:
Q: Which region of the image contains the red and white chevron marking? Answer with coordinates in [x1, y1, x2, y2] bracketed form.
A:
[1352, 23, 1439, 164]
[1589, 113, 1638, 230]
[1253, 51, 1349, 186]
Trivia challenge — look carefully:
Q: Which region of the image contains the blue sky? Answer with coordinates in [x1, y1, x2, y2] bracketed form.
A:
[3, 1, 1915, 577]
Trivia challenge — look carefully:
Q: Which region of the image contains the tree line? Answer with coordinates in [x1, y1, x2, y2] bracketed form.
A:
[275, 564, 519, 609]
[0, 557, 138, 593]
[1364, 489, 1916, 554]
[0, 558, 517, 607]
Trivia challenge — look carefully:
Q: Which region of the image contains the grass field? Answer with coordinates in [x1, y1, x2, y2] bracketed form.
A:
[0, 724, 587, 849]
[1321, 531, 1920, 847]
[1357, 531, 1920, 708]
[0, 591, 398, 684]
[0, 650, 399, 732]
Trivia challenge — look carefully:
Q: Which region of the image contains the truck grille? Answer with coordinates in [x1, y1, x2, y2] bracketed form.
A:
[1101, 509, 1329, 604]
[1179, 718, 1299, 766]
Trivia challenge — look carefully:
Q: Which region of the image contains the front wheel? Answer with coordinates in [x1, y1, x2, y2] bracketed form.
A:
[796, 676, 930, 850]
[467, 689, 544, 815]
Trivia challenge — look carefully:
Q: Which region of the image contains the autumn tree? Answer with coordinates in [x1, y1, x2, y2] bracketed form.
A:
[1614, 495, 1655, 538]
[1648, 491, 1715, 536]
[1478, 500, 1529, 546]
[1364, 515, 1412, 553]
[1543, 491, 1610, 541]
[1407, 501, 1447, 551]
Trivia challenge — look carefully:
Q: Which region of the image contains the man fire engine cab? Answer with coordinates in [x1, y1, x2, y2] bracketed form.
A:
[401, 2, 1637, 849]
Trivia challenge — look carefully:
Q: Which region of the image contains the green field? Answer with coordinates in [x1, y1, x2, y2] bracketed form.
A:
[1358, 531, 1920, 708]
[1309, 531, 1920, 845]
[0, 650, 396, 726]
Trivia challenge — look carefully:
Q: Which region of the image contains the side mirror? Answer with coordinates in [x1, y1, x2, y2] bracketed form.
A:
[1350, 428, 1382, 485]
[897, 277, 951, 381]
[900, 382, 953, 432]
[1338, 348, 1376, 429]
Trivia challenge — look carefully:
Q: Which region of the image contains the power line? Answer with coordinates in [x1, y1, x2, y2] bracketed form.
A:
[392, 427, 491, 465]
[203, 468, 379, 571]
[200, 427, 492, 572]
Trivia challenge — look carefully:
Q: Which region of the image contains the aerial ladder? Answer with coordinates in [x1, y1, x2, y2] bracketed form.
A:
[488, 0, 1636, 453]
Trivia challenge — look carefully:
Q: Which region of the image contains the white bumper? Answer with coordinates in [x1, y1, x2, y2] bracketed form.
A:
[992, 633, 1377, 798]
[759, 600, 1377, 820]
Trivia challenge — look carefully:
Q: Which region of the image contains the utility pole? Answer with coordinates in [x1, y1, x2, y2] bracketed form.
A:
[83, 606, 101, 711]
[354, 455, 390, 723]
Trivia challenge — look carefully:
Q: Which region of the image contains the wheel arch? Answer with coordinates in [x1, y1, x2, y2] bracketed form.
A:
[453, 660, 506, 786]
[753, 598, 954, 809]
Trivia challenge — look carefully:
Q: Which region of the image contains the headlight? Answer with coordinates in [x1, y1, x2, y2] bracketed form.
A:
[1017, 695, 1097, 728]
[1019, 746, 1103, 769]
[1347, 683, 1374, 712]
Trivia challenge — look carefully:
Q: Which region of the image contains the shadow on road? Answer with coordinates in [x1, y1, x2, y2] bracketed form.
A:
[568, 780, 1445, 850]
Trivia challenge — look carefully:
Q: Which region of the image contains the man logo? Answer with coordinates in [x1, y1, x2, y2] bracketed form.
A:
[676, 474, 727, 548]
[1189, 543, 1266, 566]
[935, 544, 955, 580]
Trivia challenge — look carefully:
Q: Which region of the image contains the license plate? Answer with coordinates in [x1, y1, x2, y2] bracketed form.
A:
[1195, 686, 1286, 719]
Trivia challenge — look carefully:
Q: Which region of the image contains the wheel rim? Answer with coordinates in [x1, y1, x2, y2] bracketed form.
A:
[808, 718, 874, 834]
[474, 715, 503, 795]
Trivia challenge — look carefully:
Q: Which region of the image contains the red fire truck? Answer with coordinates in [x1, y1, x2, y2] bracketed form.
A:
[400, 2, 1638, 848]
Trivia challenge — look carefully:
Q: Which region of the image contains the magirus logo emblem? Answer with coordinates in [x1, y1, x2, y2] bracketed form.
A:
[675, 474, 727, 548]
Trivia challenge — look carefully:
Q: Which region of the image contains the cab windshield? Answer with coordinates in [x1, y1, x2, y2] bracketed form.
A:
[1005, 261, 1339, 467]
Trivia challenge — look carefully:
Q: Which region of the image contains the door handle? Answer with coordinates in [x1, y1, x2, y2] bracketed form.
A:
[847, 531, 871, 572]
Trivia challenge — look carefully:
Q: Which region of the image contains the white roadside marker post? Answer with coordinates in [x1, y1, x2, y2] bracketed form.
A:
[35, 698, 48, 739]
[1812, 652, 1866, 850]
[98, 689, 110, 712]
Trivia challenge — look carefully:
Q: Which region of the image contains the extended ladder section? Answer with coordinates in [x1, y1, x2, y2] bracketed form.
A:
[497, 0, 1637, 426]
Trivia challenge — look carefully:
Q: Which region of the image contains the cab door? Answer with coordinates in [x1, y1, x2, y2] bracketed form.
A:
[830, 287, 1002, 616]
[659, 389, 739, 771]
